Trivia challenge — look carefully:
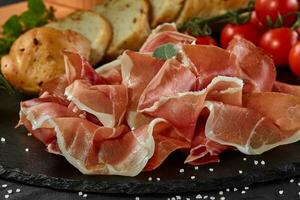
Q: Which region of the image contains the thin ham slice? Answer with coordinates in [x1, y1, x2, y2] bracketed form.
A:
[40, 76, 68, 99]
[138, 59, 196, 111]
[273, 81, 300, 97]
[227, 37, 276, 93]
[65, 80, 128, 128]
[181, 45, 239, 89]
[204, 101, 300, 155]
[96, 60, 122, 85]
[41, 117, 155, 176]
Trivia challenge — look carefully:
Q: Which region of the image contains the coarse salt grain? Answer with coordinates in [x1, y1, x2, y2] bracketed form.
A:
[194, 166, 199, 170]
[135, 197, 140, 200]
[186, 198, 190, 200]
[2, 184, 8, 188]
[1, 137, 5, 142]
[290, 179, 294, 183]
[25, 148, 29, 152]
[196, 194, 202, 199]
[233, 188, 238, 192]
[209, 168, 214, 172]
[254, 160, 259, 165]
[241, 190, 246, 194]
[298, 182, 300, 186]
[83, 194, 87, 198]
[156, 177, 160, 181]
[226, 188, 230, 192]
[261, 160, 265, 165]
[7, 189, 12, 194]
[4, 194, 9, 199]
[176, 195, 181, 199]
[179, 168, 184, 173]
[148, 177, 152, 181]
[238, 170, 243, 174]
[243, 157, 247, 161]
[244, 186, 249, 190]
[203, 195, 208, 199]
[279, 190, 284, 195]
[191, 176, 196, 180]
[16, 188, 21, 193]
[78, 191, 83, 196]
[220, 197, 226, 200]
[210, 196, 215, 200]
[27, 133, 32, 136]
[219, 191, 223, 195]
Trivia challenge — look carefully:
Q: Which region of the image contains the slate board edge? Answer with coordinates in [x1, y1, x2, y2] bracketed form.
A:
[1, 163, 300, 195]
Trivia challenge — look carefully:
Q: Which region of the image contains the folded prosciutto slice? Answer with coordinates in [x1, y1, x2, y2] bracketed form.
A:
[18, 23, 300, 176]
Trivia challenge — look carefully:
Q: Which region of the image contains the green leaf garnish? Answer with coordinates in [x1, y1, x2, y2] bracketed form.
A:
[2, 15, 22, 37]
[153, 44, 177, 60]
[0, 73, 15, 95]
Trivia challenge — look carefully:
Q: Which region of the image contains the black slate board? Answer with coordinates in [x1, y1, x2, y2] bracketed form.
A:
[0, 69, 300, 195]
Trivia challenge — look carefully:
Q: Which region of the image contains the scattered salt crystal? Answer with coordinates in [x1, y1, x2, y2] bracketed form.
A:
[27, 133, 32, 136]
[171, 197, 176, 200]
[298, 182, 300, 186]
[196, 194, 202, 199]
[220, 197, 226, 200]
[176, 195, 181, 199]
[135, 197, 140, 200]
[290, 179, 294, 183]
[254, 160, 259, 165]
[226, 188, 230, 192]
[190, 175, 196, 180]
[298, 191, 300, 196]
[2, 184, 7, 188]
[1, 137, 5, 142]
[82, 194, 87, 198]
[238, 170, 243, 174]
[241, 190, 246, 194]
[194, 166, 199, 170]
[261, 160, 265, 165]
[156, 177, 161, 181]
[4, 194, 9, 199]
[209, 168, 214, 172]
[233, 188, 238, 192]
[148, 177, 152, 181]
[7, 189, 12, 194]
[278, 190, 284, 195]
[78, 192, 83, 196]
[186, 198, 190, 200]
[219, 191, 223, 195]
[25, 148, 29, 152]
[179, 168, 185, 173]
[16, 188, 21, 193]
[203, 195, 208, 199]
[243, 157, 247, 161]
[209, 196, 215, 200]
[244, 186, 249, 190]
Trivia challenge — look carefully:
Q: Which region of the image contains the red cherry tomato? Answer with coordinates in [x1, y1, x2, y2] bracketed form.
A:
[255, 0, 299, 27]
[249, 11, 267, 32]
[289, 42, 300, 76]
[195, 36, 217, 45]
[259, 28, 298, 66]
[220, 23, 262, 48]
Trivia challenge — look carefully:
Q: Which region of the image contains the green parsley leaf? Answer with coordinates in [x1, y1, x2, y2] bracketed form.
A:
[0, 37, 16, 57]
[28, 0, 46, 16]
[153, 44, 177, 60]
[2, 15, 22, 37]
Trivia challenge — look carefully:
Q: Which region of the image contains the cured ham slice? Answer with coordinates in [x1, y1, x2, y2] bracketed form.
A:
[143, 76, 243, 142]
[96, 60, 122, 85]
[140, 25, 195, 53]
[227, 37, 276, 93]
[138, 59, 196, 111]
[65, 80, 128, 128]
[273, 81, 300, 97]
[181, 45, 239, 89]
[41, 117, 155, 176]
[144, 118, 190, 171]
[40, 76, 68, 99]
[245, 92, 300, 132]
[204, 101, 300, 155]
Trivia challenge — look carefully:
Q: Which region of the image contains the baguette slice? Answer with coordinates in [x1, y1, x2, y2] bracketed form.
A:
[176, 0, 249, 24]
[46, 11, 112, 64]
[149, 0, 185, 28]
[93, 0, 150, 59]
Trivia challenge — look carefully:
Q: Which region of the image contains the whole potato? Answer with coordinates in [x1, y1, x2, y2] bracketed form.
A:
[1, 27, 91, 94]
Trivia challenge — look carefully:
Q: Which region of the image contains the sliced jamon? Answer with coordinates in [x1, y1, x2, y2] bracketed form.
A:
[245, 92, 300, 132]
[144, 118, 190, 171]
[140, 27, 195, 53]
[142, 76, 243, 142]
[96, 60, 123, 85]
[181, 44, 239, 89]
[40, 76, 68, 99]
[227, 37, 276, 93]
[63, 50, 106, 85]
[273, 81, 300, 97]
[138, 59, 196, 111]
[65, 80, 128, 128]
[41, 117, 155, 176]
[204, 101, 300, 155]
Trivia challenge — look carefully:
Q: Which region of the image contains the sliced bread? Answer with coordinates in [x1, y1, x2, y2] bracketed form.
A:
[149, 0, 185, 28]
[46, 10, 112, 64]
[93, 0, 150, 59]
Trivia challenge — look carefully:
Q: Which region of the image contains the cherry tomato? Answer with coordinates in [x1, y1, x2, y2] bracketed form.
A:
[220, 23, 262, 48]
[249, 11, 267, 32]
[289, 42, 300, 76]
[259, 28, 298, 66]
[195, 36, 217, 45]
[255, 0, 299, 27]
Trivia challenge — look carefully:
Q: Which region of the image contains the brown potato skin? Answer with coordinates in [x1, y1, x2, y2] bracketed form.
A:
[1, 27, 91, 94]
